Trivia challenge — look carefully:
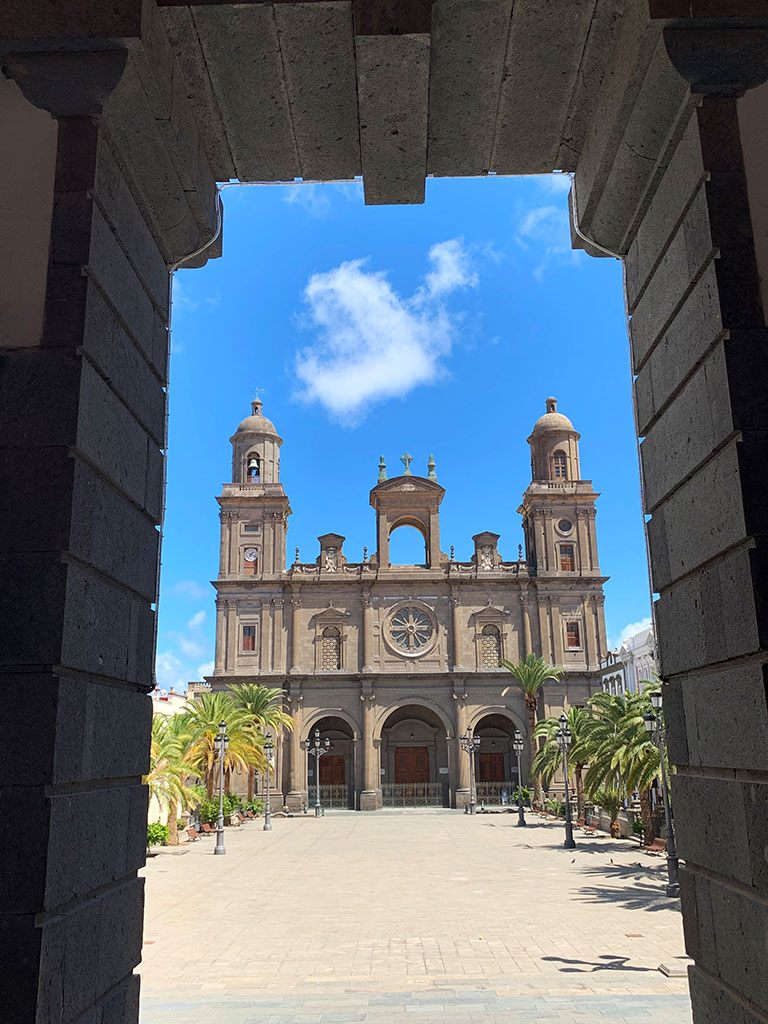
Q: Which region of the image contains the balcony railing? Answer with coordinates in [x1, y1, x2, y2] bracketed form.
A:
[381, 783, 444, 807]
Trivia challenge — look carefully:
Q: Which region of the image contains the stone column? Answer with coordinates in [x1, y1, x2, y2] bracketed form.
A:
[576, 510, 590, 574]
[550, 596, 564, 666]
[519, 589, 532, 658]
[273, 598, 284, 673]
[285, 694, 304, 812]
[451, 589, 464, 670]
[227, 511, 240, 576]
[218, 511, 229, 577]
[262, 514, 274, 574]
[0, 33, 218, 1023]
[226, 600, 239, 672]
[289, 593, 302, 674]
[214, 598, 227, 671]
[544, 510, 556, 572]
[360, 691, 380, 809]
[361, 589, 373, 672]
[533, 510, 547, 572]
[454, 694, 470, 809]
[260, 599, 272, 673]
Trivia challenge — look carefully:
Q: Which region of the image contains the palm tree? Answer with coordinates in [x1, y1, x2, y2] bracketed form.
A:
[613, 685, 662, 844]
[145, 715, 197, 845]
[532, 705, 589, 819]
[228, 684, 295, 801]
[181, 691, 265, 799]
[500, 654, 564, 807]
[592, 787, 624, 838]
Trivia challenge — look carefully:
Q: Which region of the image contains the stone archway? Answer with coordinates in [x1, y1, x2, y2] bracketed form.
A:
[303, 715, 357, 811]
[378, 705, 450, 808]
[472, 712, 528, 809]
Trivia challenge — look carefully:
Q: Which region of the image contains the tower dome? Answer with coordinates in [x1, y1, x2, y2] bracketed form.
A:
[527, 397, 581, 482]
[235, 398, 278, 436]
[531, 397, 575, 434]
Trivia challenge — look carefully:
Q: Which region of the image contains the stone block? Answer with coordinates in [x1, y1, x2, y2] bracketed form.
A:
[675, 663, 768, 772]
[646, 439, 746, 591]
[100, 973, 141, 1024]
[0, 676, 59, 787]
[75, 358, 150, 511]
[630, 184, 716, 372]
[633, 262, 724, 436]
[640, 343, 734, 511]
[688, 965, 749, 1024]
[661, 672, 689, 767]
[679, 865, 700, 961]
[0, 789, 50, 913]
[151, 314, 169, 385]
[708, 879, 768, 1011]
[0, 349, 80, 447]
[96, 877, 144, 998]
[626, 111, 705, 310]
[0, 914, 41, 1024]
[673, 775, 752, 886]
[0, 553, 67, 667]
[60, 561, 154, 684]
[143, 439, 164, 525]
[46, 784, 148, 909]
[655, 546, 760, 676]
[94, 136, 169, 315]
[0, 448, 75, 554]
[83, 280, 166, 447]
[743, 779, 768, 896]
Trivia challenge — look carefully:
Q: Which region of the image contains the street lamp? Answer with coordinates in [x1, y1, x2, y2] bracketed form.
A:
[304, 727, 330, 817]
[214, 720, 229, 856]
[459, 728, 481, 815]
[512, 729, 526, 827]
[263, 731, 274, 832]
[556, 714, 576, 849]
[643, 690, 680, 897]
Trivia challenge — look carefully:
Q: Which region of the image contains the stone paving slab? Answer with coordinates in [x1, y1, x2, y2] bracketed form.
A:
[139, 813, 692, 1024]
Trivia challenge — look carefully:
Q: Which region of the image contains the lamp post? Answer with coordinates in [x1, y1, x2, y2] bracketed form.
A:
[459, 728, 481, 815]
[214, 720, 229, 856]
[512, 729, 526, 827]
[304, 727, 330, 816]
[643, 690, 680, 897]
[556, 714, 576, 849]
[263, 731, 274, 832]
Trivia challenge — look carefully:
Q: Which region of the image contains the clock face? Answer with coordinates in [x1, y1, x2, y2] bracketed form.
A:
[244, 548, 258, 562]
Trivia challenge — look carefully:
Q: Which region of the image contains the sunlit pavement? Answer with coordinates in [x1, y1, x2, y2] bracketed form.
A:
[139, 811, 692, 1023]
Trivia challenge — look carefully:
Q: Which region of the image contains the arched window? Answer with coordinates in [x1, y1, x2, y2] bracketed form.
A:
[553, 450, 567, 479]
[246, 453, 261, 483]
[320, 626, 341, 670]
[480, 623, 502, 668]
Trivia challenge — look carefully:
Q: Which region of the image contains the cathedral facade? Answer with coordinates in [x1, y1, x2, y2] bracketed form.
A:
[208, 397, 608, 811]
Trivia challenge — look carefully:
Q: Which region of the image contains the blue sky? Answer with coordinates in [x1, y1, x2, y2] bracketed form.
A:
[156, 175, 652, 691]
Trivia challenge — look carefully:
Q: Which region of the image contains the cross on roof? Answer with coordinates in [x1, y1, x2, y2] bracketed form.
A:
[400, 452, 414, 476]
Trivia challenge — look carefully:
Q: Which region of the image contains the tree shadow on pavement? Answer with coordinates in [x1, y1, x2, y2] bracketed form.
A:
[542, 954, 657, 974]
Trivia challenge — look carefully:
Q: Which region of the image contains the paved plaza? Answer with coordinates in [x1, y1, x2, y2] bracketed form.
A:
[139, 812, 693, 1023]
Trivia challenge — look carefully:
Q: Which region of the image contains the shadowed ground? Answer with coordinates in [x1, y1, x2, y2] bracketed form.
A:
[139, 811, 692, 1023]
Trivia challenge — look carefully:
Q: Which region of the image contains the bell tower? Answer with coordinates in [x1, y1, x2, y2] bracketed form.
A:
[216, 398, 291, 579]
[520, 397, 600, 578]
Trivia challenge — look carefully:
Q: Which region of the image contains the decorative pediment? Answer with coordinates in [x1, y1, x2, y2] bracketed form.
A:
[311, 606, 350, 626]
[471, 604, 507, 622]
[371, 475, 445, 498]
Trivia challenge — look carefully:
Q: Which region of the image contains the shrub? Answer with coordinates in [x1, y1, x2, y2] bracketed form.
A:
[510, 787, 531, 806]
[631, 820, 645, 837]
[243, 798, 264, 815]
[147, 822, 169, 847]
[223, 793, 241, 816]
[544, 798, 565, 817]
[197, 799, 220, 826]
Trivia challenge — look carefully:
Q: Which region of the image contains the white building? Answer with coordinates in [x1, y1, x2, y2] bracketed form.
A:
[600, 624, 657, 695]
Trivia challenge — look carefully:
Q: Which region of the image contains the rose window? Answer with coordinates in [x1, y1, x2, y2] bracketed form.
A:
[389, 606, 434, 653]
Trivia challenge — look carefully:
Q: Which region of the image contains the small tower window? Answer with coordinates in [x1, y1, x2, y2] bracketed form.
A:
[246, 454, 261, 483]
[566, 621, 581, 649]
[553, 450, 567, 479]
[480, 623, 502, 668]
[243, 547, 258, 575]
[320, 626, 342, 670]
[559, 544, 575, 572]
[242, 625, 256, 652]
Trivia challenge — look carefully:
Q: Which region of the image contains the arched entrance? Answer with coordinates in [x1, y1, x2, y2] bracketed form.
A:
[305, 716, 356, 810]
[379, 705, 449, 807]
[473, 713, 525, 808]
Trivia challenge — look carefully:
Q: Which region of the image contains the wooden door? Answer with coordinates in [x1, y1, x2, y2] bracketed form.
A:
[319, 754, 345, 785]
[394, 746, 430, 784]
[477, 752, 505, 782]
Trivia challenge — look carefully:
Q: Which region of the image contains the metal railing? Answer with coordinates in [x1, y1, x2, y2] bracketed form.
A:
[318, 784, 350, 809]
[476, 781, 520, 806]
[381, 783, 444, 807]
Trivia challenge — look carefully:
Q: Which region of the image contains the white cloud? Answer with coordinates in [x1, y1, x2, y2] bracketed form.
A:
[187, 609, 206, 631]
[516, 202, 581, 281]
[197, 660, 215, 678]
[608, 616, 653, 652]
[156, 650, 189, 690]
[168, 580, 209, 600]
[535, 173, 573, 195]
[422, 238, 478, 299]
[177, 635, 208, 658]
[171, 277, 199, 314]
[293, 238, 478, 420]
[282, 180, 363, 218]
